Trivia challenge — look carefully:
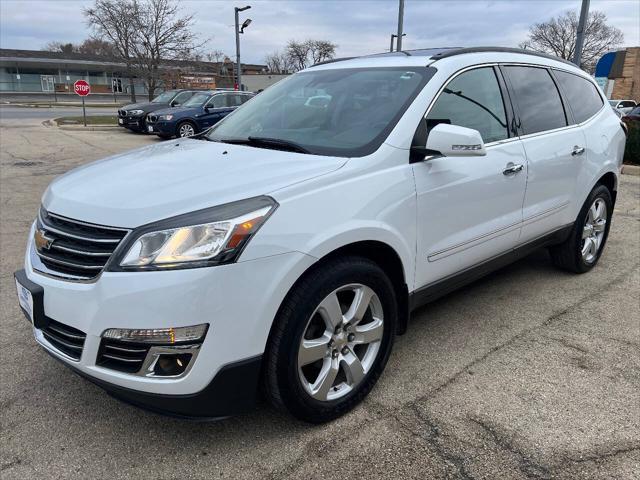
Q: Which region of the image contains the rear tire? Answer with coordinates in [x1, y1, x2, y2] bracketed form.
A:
[264, 256, 397, 423]
[549, 184, 613, 273]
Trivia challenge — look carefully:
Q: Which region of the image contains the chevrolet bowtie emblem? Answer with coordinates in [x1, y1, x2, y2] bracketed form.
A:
[35, 229, 54, 251]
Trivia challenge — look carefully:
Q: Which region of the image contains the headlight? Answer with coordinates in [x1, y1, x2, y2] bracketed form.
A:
[129, 109, 144, 116]
[159, 114, 174, 121]
[103, 324, 208, 344]
[112, 196, 277, 270]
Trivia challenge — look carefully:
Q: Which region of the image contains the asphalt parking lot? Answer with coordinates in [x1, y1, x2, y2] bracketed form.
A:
[1, 111, 639, 479]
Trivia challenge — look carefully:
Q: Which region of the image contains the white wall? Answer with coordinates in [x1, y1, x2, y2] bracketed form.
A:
[242, 74, 289, 92]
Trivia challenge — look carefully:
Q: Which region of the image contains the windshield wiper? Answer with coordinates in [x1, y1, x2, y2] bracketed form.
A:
[220, 136, 311, 154]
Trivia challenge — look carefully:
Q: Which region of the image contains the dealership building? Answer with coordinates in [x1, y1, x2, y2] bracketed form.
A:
[594, 47, 639, 101]
[0, 48, 287, 100]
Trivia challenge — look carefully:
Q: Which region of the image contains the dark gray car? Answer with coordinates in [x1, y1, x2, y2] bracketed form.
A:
[117, 90, 200, 133]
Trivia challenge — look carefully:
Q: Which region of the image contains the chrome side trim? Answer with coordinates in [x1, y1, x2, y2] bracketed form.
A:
[428, 221, 521, 262]
[522, 202, 570, 226]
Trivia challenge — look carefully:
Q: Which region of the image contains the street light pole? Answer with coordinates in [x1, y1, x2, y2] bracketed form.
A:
[396, 0, 405, 51]
[234, 5, 251, 90]
[389, 33, 406, 52]
[573, 0, 590, 67]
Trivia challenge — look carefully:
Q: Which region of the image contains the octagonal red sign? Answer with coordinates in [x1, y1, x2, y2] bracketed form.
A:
[74, 80, 91, 96]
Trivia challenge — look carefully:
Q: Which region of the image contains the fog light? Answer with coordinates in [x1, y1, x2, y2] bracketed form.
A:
[153, 353, 192, 376]
[102, 324, 208, 344]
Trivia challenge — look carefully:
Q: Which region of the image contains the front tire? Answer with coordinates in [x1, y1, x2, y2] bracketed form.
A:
[176, 121, 197, 138]
[264, 256, 397, 423]
[549, 184, 613, 273]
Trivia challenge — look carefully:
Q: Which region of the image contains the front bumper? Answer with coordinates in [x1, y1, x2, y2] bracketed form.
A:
[118, 115, 145, 130]
[19, 225, 316, 416]
[48, 346, 262, 419]
[145, 121, 174, 135]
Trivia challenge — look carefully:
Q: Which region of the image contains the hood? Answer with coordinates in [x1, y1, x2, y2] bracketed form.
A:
[122, 101, 167, 112]
[43, 139, 346, 228]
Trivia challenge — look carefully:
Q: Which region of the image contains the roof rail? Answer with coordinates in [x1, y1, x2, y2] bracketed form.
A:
[429, 46, 576, 67]
[310, 57, 356, 68]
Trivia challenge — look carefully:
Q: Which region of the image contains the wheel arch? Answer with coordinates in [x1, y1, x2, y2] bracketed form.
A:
[271, 240, 410, 338]
[596, 171, 617, 205]
[175, 118, 198, 135]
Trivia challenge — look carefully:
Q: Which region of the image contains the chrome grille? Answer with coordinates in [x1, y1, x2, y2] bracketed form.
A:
[42, 319, 86, 360]
[147, 114, 158, 123]
[35, 208, 129, 281]
[97, 339, 151, 373]
[118, 109, 127, 117]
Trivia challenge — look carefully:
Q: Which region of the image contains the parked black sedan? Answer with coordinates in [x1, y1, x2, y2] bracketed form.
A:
[145, 90, 254, 138]
[117, 89, 200, 133]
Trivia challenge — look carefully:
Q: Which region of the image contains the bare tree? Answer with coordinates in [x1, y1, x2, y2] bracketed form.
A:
[308, 40, 336, 65]
[44, 41, 77, 54]
[286, 40, 312, 71]
[85, 0, 140, 102]
[285, 39, 337, 72]
[128, 0, 203, 100]
[265, 51, 293, 73]
[78, 38, 118, 58]
[520, 10, 623, 73]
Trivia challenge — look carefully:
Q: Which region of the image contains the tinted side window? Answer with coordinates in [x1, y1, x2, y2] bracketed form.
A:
[207, 95, 225, 108]
[172, 92, 193, 105]
[227, 94, 245, 107]
[504, 66, 567, 135]
[620, 101, 636, 108]
[426, 67, 508, 143]
[554, 70, 604, 124]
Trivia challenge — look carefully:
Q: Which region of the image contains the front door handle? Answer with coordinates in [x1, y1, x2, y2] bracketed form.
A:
[503, 163, 524, 175]
[571, 145, 585, 156]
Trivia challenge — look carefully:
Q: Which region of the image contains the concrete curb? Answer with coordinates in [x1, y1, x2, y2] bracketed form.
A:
[3, 102, 124, 108]
[57, 125, 119, 131]
[42, 119, 119, 131]
[621, 164, 640, 176]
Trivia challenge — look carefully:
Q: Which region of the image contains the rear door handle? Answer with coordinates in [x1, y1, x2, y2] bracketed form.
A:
[571, 146, 585, 156]
[503, 163, 524, 175]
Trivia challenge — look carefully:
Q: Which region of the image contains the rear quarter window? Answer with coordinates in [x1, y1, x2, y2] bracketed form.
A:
[554, 70, 604, 124]
[504, 66, 567, 135]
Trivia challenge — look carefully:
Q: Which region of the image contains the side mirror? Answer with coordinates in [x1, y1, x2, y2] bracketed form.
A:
[412, 123, 486, 159]
[171, 101, 180, 107]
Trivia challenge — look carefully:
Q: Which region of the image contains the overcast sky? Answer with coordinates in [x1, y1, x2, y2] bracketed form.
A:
[1, 0, 638, 64]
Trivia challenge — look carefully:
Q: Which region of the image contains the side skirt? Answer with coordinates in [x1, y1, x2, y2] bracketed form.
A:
[409, 224, 573, 311]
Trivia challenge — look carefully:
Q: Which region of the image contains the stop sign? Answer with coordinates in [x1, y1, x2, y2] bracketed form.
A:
[74, 80, 91, 97]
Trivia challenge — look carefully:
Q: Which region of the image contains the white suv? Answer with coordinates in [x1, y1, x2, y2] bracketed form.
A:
[15, 47, 626, 423]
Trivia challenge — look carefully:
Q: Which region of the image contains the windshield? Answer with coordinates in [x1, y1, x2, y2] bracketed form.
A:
[206, 67, 435, 157]
[184, 93, 211, 107]
[630, 107, 640, 115]
[152, 91, 177, 103]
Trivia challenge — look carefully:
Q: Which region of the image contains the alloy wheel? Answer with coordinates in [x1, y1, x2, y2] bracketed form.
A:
[581, 198, 607, 264]
[297, 283, 384, 402]
[179, 123, 195, 137]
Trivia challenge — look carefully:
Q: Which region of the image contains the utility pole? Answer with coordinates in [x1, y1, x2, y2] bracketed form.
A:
[573, 0, 590, 67]
[234, 5, 251, 90]
[396, 0, 405, 51]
